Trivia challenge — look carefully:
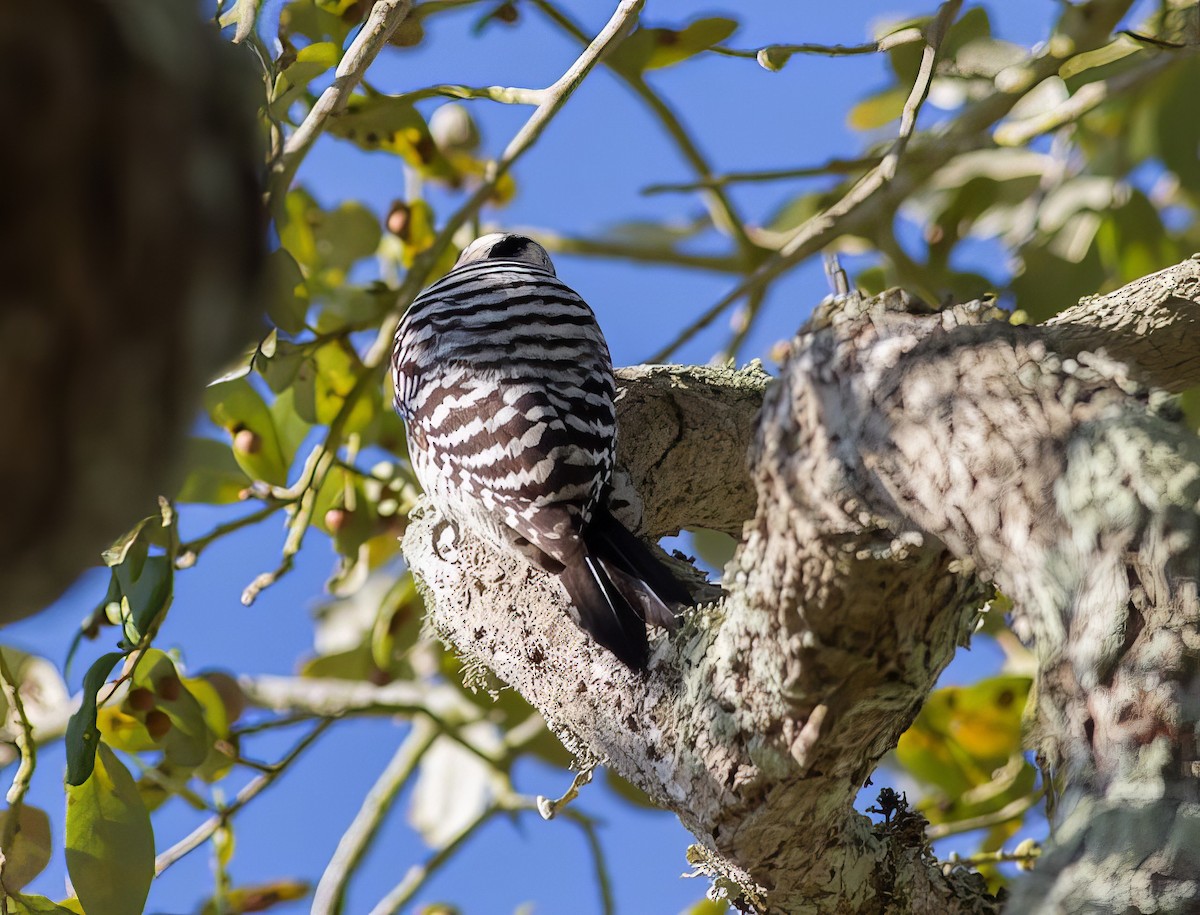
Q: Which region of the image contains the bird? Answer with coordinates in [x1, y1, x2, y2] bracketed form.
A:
[392, 233, 689, 669]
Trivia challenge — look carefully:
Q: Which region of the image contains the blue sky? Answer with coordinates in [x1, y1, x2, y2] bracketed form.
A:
[4, 0, 1160, 912]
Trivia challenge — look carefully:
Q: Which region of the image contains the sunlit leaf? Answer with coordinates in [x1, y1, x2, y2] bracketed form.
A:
[131, 650, 212, 769]
[6, 895, 79, 914]
[896, 675, 1031, 796]
[65, 743, 154, 915]
[327, 95, 458, 182]
[205, 377, 291, 486]
[682, 899, 729, 915]
[200, 879, 310, 914]
[610, 17, 738, 74]
[270, 40, 340, 117]
[847, 86, 907, 130]
[176, 438, 251, 505]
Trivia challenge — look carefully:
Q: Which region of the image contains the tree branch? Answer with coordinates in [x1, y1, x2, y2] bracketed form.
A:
[648, 0, 1138, 362]
[403, 254, 1200, 912]
[271, 0, 413, 196]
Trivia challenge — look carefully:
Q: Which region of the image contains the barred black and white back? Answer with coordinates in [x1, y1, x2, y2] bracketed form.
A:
[392, 233, 687, 668]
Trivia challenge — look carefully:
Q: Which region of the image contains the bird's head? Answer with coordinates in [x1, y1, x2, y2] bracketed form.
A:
[454, 233, 556, 275]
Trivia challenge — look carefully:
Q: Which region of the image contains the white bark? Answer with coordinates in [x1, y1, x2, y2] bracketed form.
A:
[404, 255, 1200, 913]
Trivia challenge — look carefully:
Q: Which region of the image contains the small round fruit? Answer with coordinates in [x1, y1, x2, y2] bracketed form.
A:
[145, 709, 172, 740]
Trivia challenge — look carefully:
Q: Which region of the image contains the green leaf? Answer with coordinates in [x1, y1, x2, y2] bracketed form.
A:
[65, 652, 125, 786]
[113, 555, 173, 642]
[265, 249, 309, 335]
[270, 41, 340, 117]
[610, 17, 737, 74]
[0, 805, 52, 891]
[1153, 59, 1200, 188]
[101, 516, 158, 573]
[65, 743, 154, 915]
[176, 437, 252, 505]
[6, 895, 79, 914]
[689, 528, 736, 573]
[847, 86, 907, 130]
[327, 95, 457, 181]
[313, 201, 382, 275]
[205, 377, 291, 486]
[132, 650, 212, 769]
[896, 675, 1031, 796]
[279, 0, 353, 45]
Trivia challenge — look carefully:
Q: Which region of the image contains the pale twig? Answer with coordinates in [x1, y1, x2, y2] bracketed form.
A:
[175, 501, 286, 568]
[711, 27, 924, 63]
[647, 0, 962, 362]
[312, 718, 440, 915]
[536, 763, 595, 820]
[642, 156, 884, 194]
[946, 845, 1041, 869]
[0, 651, 36, 882]
[387, 83, 545, 106]
[528, 0, 757, 255]
[368, 803, 500, 915]
[219, 0, 263, 43]
[271, 0, 413, 196]
[361, 0, 648, 371]
[154, 719, 332, 875]
[881, 0, 962, 180]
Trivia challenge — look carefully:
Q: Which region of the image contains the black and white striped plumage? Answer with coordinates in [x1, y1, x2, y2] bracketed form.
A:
[392, 233, 686, 668]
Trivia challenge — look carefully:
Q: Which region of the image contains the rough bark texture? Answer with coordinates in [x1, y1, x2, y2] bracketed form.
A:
[406, 257, 1200, 914]
[0, 1, 265, 624]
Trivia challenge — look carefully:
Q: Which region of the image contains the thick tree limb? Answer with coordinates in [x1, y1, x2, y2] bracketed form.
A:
[404, 255, 1200, 913]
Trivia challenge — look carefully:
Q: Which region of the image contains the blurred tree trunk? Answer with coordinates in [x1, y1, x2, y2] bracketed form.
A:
[406, 256, 1200, 914]
[0, 0, 265, 624]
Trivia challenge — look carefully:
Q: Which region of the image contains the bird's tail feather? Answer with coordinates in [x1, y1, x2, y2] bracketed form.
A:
[585, 505, 689, 630]
[559, 557, 650, 670]
[556, 506, 691, 669]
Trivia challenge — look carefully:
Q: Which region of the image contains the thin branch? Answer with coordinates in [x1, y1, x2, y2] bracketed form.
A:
[531, 229, 744, 273]
[154, 719, 333, 875]
[270, 0, 413, 197]
[388, 83, 545, 106]
[361, 0, 648, 371]
[947, 845, 1041, 869]
[536, 764, 595, 820]
[175, 501, 285, 568]
[641, 156, 884, 194]
[368, 803, 500, 915]
[528, 0, 757, 256]
[565, 810, 615, 915]
[312, 719, 440, 915]
[711, 27, 925, 64]
[647, 0, 963, 363]
[0, 651, 36, 883]
[882, 0, 961, 180]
